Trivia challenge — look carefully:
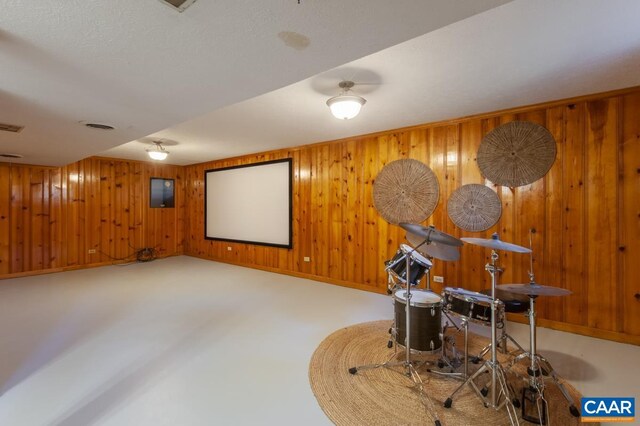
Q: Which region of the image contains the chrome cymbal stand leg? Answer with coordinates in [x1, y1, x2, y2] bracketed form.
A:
[507, 295, 580, 420]
[488, 250, 500, 408]
[471, 324, 526, 364]
[349, 253, 442, 426]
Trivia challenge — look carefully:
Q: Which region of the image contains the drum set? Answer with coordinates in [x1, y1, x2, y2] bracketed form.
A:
[348, 223, 580, 426]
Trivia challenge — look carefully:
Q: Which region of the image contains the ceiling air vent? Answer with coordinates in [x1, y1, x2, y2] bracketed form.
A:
[0, 153, 24, 159]
[0, 122, 24, 133]
[158, 0, 197, 12]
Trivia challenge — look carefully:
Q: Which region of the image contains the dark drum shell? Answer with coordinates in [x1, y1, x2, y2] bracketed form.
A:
[442, 287, 504, 326]
[385, 245, 431, 286]
[393, 290, 442, 352]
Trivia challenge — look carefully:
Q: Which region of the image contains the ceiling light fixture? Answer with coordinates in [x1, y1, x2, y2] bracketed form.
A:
[146, 141, 169, 161]
[326, 81, 366, 120]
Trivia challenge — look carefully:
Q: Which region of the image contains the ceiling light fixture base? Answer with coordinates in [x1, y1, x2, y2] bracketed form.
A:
[146, 141, 169, 161]
[326, 80, 366, 120]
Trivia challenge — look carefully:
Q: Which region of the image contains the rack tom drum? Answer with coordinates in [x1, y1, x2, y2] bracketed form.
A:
[385, 244, 432, 286]
[442, 287, 504, 326]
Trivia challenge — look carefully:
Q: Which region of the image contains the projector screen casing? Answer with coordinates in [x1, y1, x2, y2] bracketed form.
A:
[204, 158, 292, 248]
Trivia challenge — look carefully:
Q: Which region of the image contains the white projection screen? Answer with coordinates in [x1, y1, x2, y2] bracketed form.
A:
[205, 159, 292, 248]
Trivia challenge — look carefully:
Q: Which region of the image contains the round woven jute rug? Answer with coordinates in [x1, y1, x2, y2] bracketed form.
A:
[309, 320, 587, 426]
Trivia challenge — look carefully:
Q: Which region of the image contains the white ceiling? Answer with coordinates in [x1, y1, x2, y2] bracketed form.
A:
[102, 0, 640, 165]
[0, 0, 511, 167]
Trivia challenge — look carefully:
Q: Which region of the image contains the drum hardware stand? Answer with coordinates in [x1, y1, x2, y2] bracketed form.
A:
[386, 270, 399, 295]
[506, 290, 580, 420]
[471, 323, 525, 364]
[470, 262, 525, 363]
[444, 250, 519, 425]
[349, 247, 442, 426]
[428, 318, 469, 381]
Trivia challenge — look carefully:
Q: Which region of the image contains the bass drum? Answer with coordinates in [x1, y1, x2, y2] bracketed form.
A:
[393, 289, 442, 352]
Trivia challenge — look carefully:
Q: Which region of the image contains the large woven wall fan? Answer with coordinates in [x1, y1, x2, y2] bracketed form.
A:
[477, 121, 556, 187]
[373, 159, 439, 225]
[447, 184, 501, 232]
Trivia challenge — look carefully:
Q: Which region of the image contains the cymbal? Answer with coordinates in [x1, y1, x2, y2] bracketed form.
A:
[406, 232, 460, 261]
[460, 233, 531, 253]
[496, 283, 572, 297]
[399, 223, 463, 247]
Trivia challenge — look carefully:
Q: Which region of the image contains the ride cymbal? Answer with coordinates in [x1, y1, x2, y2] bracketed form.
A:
[460, 233, 531, 253]
[496, 283, 572, 297]
[399, 223, 463, 247]
[405, 232, 460, 261]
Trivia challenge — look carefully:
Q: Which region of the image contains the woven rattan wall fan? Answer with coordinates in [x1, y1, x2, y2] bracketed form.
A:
[477, 121, 556, 188]
[447, 184, 501, 232]
[373, 159, 439, 225]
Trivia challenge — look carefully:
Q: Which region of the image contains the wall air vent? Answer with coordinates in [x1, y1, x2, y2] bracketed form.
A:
[158, 0, 198, 12]
[0, 123, 24, 133]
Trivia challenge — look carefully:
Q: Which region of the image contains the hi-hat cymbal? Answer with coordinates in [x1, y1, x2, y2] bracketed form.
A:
[496, 283, 572, 297]
[460, 233, 531, 253]
[399, 223, 463, 247]
[406, 232, 460, 261]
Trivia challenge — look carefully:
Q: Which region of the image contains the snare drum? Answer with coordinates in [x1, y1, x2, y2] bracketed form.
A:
[385, 244, 432, 286]
[442, 287, 504, 326]
[393, 289, 442, 352]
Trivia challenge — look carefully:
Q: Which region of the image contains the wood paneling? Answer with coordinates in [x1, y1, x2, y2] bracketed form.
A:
[184, 88, 640, 345]
[0, 158, 184, 276]
[621, 93, 640, 336]
[1, 87, 639, 344]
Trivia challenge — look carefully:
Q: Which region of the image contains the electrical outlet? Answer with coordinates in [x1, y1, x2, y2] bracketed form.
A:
[88, 249, 96, 254]
[227, 246, 232, 251]
[433, 276, 444, 283]
[303, 256, 310, 262]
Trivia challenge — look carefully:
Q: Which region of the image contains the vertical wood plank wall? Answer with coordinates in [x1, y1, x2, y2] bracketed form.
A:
[0, 158, 184, 276]
[0, 88, 638, 344]
[184, 90, 640, 344]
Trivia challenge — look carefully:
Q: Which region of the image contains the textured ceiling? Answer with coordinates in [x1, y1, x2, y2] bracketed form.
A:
[0, 0, 510, 166]
[102, 0, 640, 165]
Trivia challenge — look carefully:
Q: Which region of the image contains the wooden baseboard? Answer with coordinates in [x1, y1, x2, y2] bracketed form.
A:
[0, 252, 183, 281]
[506, 313, 640, 346]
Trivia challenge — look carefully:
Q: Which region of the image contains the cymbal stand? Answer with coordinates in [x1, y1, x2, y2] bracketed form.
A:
[444, 250, 518, 425]
[349, 238, 441, 426]
[507, 291, 580, 421]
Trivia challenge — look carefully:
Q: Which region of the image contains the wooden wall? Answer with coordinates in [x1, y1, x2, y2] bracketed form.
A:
[0, 157, 185, 276]
[184, 89, 640, 344]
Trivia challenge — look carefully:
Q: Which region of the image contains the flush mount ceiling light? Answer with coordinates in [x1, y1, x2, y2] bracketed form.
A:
[326, 81, 366, 120]
[146, 141, 169, 161]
